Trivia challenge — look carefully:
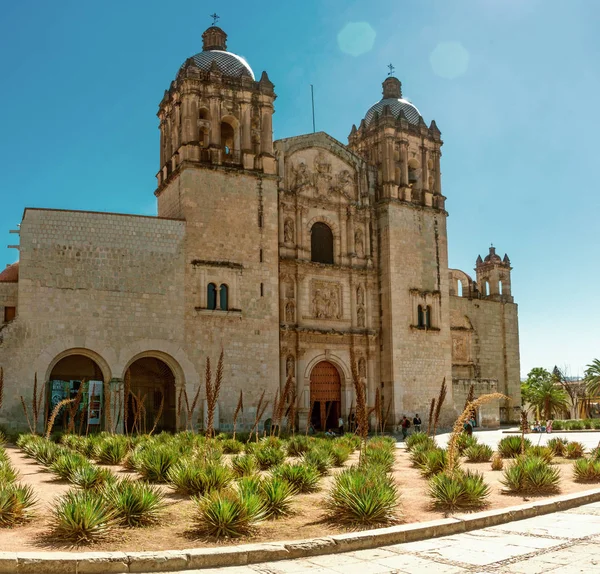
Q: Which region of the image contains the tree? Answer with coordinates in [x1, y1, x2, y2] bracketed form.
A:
[585, 359, 600, 398]
[521, 367, 569, 420]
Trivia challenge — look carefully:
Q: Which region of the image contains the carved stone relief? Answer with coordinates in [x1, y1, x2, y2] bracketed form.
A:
[358, 357, 367, 379]
[357, 307, 365, 328]
[310, 280, 342, 320]
[286, 355, 295, 378]
[284, 218, 295, 244]
[356, 285, 365, 307]
[285, 301, 295, 323]
[355, 229, 364, 258]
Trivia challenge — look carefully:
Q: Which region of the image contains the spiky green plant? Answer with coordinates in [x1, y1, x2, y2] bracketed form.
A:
[70, 465, 116, 491]
[0, 483, 36, 526]
[259, 477, 295, 519]
[547, 437, 569, 457]
[302, 447, 332, 476]
[50, 489, 116, 543]
[271, 462, 321, 494]
[287, 435, 311, 456]
[405, 432, 436, 453]
[192, 489, 266, 539]
[428, 469, 490, 511]
[491, 453, 504, 471]
[254, 445, 286, 470]
[222, 439, 244, 454]
[363, 445, 395, 472]
[105, 478, 165, 527]
[236, 475, 262, 496]
[419, 448, 449, 478]
[498, 436, 532, 458]
[0, 460, 18, 484]
[464, 444, 494, 463]
[230, 454, 258, 478]
[573, 458, 600, 482]
[526, 445, 554, 464]
[95, 437, 129, 465]
[49, 452, 91, 481]
[325, 465, 399, 526]
[329, 444, 351, 467]
[167, 459, 232, 496]
[137, 446, 177, 482]
[409, 442, 436, 468]
[456, 433, 479, 455]
[501, 455, 561, 494]
[565, 442, 586, 459]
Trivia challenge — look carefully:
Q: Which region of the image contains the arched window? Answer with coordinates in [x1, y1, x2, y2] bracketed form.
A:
[207, 283, 217, 310]
[219, 284, 228, 311]
[425, 306, 432, 329]
[457, 280, 463, 297]
[499, 281, 503, 295]
[221, 121, 235, 155]
[417, 305, 424, 328]
[485, 281, 490, 296]
[311, 222, 334, 264]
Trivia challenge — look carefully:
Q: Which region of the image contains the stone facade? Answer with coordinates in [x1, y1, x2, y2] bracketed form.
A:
[0, 25, 521, 433]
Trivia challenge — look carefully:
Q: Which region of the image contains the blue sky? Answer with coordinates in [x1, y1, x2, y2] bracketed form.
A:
[0, 0, 598, 378]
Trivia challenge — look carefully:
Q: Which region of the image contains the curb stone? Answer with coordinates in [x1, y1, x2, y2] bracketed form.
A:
[3, 488, 600, 573]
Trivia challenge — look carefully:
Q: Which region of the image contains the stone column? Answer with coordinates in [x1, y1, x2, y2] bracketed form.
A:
[260, 106, 273, 155]
[296, 205, 304, 260]
[433, 149, 442, 195]
[240, 101, 252, 151]
[347, 207, 355, 258]
[209, 97, 221, 146]
[399, 140, 409, 201]
[422, 146, 432, 206]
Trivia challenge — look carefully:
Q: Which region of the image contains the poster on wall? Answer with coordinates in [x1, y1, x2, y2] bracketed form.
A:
[50, 380, 69, 413]
[87, 381, 103, 426]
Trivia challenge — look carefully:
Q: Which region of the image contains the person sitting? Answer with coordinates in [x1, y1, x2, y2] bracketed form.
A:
[546, 419, 553, 434]
[325, 429, 337, 437]
[463, 419, 473, 437]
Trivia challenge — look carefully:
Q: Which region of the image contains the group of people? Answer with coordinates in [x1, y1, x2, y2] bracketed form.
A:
[399, 414, 422, 439]
[530, 419, 553, 433]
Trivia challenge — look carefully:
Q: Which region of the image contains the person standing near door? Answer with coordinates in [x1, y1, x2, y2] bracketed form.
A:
[413, 414, 422, 433]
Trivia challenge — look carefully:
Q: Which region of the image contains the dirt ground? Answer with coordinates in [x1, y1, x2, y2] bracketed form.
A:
[0, 445, 596, 552]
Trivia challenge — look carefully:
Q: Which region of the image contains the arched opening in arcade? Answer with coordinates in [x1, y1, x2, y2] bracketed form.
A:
[309, 361, 342, 432]
[48, 354, 106, 431]
[125, 356, 177, 434]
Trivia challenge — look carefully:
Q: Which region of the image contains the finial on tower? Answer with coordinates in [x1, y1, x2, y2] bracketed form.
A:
[202, 19, 227, 51]
[210, 13, 220, 26]
[387, 63, 395, 76]
[382, 75, 402, 99]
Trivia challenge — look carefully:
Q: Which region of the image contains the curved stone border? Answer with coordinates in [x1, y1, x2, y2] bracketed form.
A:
[2, 488, 600, 574]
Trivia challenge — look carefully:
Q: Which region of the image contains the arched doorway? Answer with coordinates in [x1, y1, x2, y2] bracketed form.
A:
[49, 354, 106, 431]
[309, 361, 341, 432]
[125, 357, 177, 433]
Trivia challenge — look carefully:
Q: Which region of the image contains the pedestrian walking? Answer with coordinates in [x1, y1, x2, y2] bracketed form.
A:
[413, 413, 422, 433]
[401, 415, 411, 440]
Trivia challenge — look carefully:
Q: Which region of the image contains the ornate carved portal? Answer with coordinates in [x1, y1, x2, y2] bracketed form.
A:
[310, 361, 341, 431]
[311, 280, 342, 320]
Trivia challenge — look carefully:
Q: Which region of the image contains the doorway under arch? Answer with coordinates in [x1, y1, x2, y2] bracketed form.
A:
[309, 361, 341, 432]
[48, 354, 105, 431]
[125, 357, 177, 433]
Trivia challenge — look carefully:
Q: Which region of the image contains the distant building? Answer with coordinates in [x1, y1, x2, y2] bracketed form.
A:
[0, 24, 521, 433]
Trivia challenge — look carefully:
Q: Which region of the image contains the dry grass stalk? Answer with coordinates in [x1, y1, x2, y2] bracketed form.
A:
[103, 377, 112, 434]
[305, 399, 315, 437]
[349, 347, 368, 459]
[123, 369, 131, 435]
[287, 390, 297, 434]
[276, 375, 294, 435]
[248, 389, 267, 441]
[432, 378, 447, 436]
[20, 396, 34, 434]
[188, 383, 202, 432]
[149, 391, 165, 436]
[520, 410, 529, 454]
[67, 381, 85, 434]
[446, 392, 510, 474]
[383, 398, 392, 433]
[464, 383, 475, 413]
[427, 398, 436, 436]
[0, 366, 3, 412]
[45, 397, 76, 439]
[374, 388, 381, 435]
[176, 387, 184, 431]
[182, 388, 191, 430]
[270, 389, 280, 436]
[32, 373, 39, 432]
[205, 350, 224, 438]
[232, 390, 243, 440]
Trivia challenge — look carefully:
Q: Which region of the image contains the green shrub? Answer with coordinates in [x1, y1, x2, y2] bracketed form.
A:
[341, 434, 361, 451]
[329, 444, 351, 467]
[552, 420, 564, 431]
[405, 432, 435, 453]
[50, 489, 116, 542]
[593, 420, 600, 430]
[236, 475, 262, 496]
[547, 437, 569, 457]
[568, 420, 584, 431]
[231, 454, 257, 478]
[286, 435, 310, 457]
[0, 460, 18, 484]
[254, 445, 286, 470]
[456, 433, 479, 455]
[498, 436, 531, 458]
[363, 445, 395, 472]
[222, 439, 244, 454]
[525, 445, 554, 464]
[573, 458, 600, 482]
[429, 470, 490, 511]
[259, 477, 295, 519]
[95, 437, 128, 465]
[192, 490, 266, 538]
[49, 452, 91, 481]
[325, 465, 399, 526]
[491, 453, 503, 471]
[167, 459, 232, 495]
[501, 456, 560, 494]
[584, 419, 593, 430]
[419, 448, 448, 478]
[271, 462, 321, 493]
[409, 442, 435, 468]
[302, 447, 332, 475]
[137, 446, 177, 482]
[0, 483, 36, 526]
[70, 465, 116, 491]
[565, 442, 585, 459]
[464, 444, 494, 463]
[105, 478, 165, 527]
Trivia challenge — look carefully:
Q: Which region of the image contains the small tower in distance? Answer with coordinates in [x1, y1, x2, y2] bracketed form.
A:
[475, 247, 513, 302]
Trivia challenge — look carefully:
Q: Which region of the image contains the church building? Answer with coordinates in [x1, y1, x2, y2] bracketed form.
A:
[0, 24, 521, 433]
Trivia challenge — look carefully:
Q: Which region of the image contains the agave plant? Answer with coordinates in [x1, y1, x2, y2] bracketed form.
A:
[363, 445, 395, 472]
[491, 453, 504, 471]
[429, 469, 490, 511]
[259, 477, 295, 519]
[167, 459, 232, 495]
[419, 448, 449, 478]
[0, 483, 36, 526]
[95, 437, 129, 465]
[405, 432, 436, 453]
[329, 444, 351, 467]
[70, 465, 116, 491]
[456, 433, 479, 455]
[271, 462, 321, 494]
[105, 478, 165, 527]
[565, 442, 586, 459]
[50, 489, 116, 542]
[302, 447, 332, 475]
[230, 454, 257, 478]
[254, 445, 286, 470]
[192, 489, 266, 538]
[573, 458, 600, 482]
[547, 437, 569, 457]
[498, 436, 531, 458]
[501, 455, 560, 494]
[464, 443, 494, 463]
[49, 452, 91, 481]
[0, 460, 18, 484]
[525, 445, 554, 464]
[286, 435, 311, 457]
[222, 439, 244, 455]
[325, 465, 399, 526]
[137, 446, 177, 482]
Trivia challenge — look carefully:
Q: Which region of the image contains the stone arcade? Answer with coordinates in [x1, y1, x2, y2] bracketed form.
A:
[0, 24, 521, 433]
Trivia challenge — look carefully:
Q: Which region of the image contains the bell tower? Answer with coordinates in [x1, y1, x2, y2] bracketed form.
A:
[476, 247, 513, 302]
[349, 74, 453, 423]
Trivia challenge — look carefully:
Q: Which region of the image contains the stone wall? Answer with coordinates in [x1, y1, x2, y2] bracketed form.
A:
[452, 378, 500, 427]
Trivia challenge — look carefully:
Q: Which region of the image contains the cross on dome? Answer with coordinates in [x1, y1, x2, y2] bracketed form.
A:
[210, 13, 220, 26]
[387, 63, 395, 76]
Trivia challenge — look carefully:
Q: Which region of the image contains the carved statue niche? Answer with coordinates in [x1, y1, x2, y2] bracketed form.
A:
[285, 301, 295, 323]
[331, 169, 354, 199]
[357, 307, 365, 328]
[284, 218, 295, 244]
[311, 282, 341, 320]
[356, 285, 365, 307]
[355, 229, 365, 258]
[313, 152, 332, 198]
[284, 278, 295, 300]
[358, 357, 367, 379]
[291, 161, 312, 193]
[286, 355, 295, 378]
